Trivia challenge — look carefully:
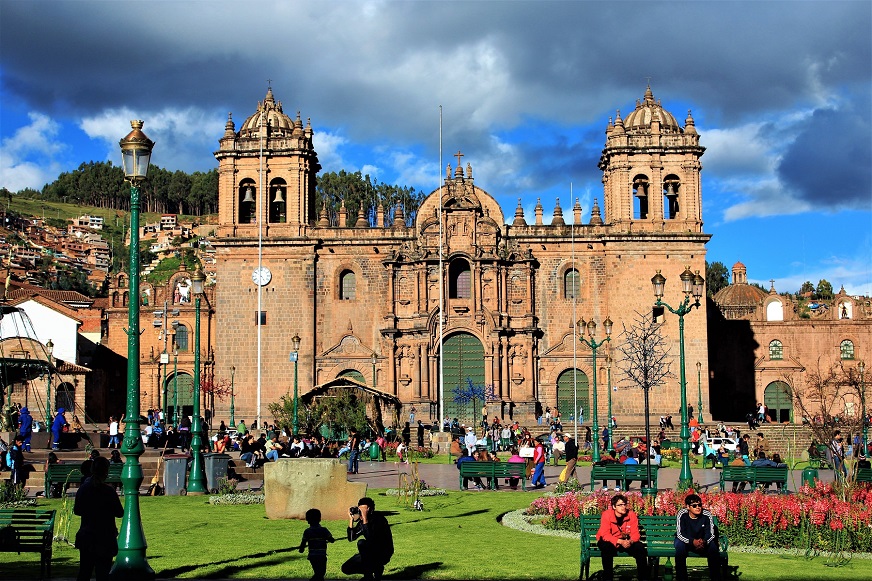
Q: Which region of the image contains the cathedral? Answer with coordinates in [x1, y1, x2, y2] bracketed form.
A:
[209, 86, 711, 428]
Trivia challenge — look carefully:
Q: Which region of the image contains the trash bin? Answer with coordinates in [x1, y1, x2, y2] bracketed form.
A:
[203, 453, 231, 493]
[163, 454, 188, 496]
[802, 467, 819, 488]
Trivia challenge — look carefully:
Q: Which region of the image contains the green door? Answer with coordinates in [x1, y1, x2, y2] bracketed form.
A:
[764, 381, 792, 423]
[442, 332, 485, 426]
[557, 369, 589, 423]
[168, 373, 194, 421]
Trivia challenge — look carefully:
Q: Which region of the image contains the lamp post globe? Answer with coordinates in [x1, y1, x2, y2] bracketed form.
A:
[187, 269, 207, 494]
[111, 120, 155, 580]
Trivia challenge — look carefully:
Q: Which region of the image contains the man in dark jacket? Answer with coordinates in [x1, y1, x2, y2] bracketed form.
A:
[74, 456, 124, 580]
[342, 496, 393, 581]
[563, 434, 579, 480]
[674, 494, 721, 581]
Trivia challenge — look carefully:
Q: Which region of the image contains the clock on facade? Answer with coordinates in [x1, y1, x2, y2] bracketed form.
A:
[251, 266, 272, 286]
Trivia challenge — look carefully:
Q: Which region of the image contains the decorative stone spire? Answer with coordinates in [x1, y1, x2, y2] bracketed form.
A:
[551, 198, 565, 226]
[466, 162, 473, 180]
[377, 203, 385, 227]
[513, 198, 527, 226]
[318, 201, 330, 227]
[613, 110, 625, 134]
[769, 279, 777, 294]
[356, 204, 366, 227]
[589, 198, 603, 225]
[572, 198, 582, 224]
[393, 203, 405, 227]
[684, 110, 697, 135]
[224, 113, 235, 138]
[534, 198, 544, 225]
[338, 199, 348, 227]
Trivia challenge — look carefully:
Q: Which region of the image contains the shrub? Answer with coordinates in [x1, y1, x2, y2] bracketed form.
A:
[208, 493, 265, 506]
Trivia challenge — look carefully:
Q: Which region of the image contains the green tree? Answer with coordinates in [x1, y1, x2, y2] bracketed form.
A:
[705, 261, 729, 297]
[315, 170, 425, 227]
[816, 279, 834, 300]
[799, 281, 815, 296]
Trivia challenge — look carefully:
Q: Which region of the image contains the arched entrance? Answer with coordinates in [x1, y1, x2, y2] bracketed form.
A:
[55, 382, 75, 414]
[441, 332, 485, 427]
[556, 369, 589, 423]
[339, 369, 366, 384]
[166, 372, 194, 422]
[764, 381, 792, 423]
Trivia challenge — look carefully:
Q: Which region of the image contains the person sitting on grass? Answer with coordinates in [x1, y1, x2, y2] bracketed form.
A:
[299, 508, 335, 581]
[674, 494, 722, 581]
[595, 494, 648, 581]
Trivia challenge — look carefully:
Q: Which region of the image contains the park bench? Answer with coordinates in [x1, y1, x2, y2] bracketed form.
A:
[0, 508, 56, 579]
[458, 461, 526, 491]
[44, 462, 124, 498]
[590, 464, 659, 491]
[719, 465, 788, 493]
[856, 467, 872, 484]
[579, 513, 730, 580]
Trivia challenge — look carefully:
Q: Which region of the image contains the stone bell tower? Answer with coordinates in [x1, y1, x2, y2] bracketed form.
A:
[214, 87, 321, 238]
[599, 85, 705, 233]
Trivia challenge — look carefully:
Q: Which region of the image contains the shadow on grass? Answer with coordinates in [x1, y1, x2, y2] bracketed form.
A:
[156, 546, 302, 578]
[393, 508, 491, 525]
[388, 561, 444, 579]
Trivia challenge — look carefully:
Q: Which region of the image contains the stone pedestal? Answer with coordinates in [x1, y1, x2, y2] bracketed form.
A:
[263, 458, 367, 521]
[430, 431, 451, 454]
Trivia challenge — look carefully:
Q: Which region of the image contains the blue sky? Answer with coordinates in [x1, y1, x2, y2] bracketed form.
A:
[1, 1, 870, 295]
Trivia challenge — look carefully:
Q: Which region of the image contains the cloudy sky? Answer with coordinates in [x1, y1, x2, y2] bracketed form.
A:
[1, 0, 870, 295]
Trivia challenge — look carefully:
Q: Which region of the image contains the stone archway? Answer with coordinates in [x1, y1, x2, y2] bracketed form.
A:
[764, 381, 792, 423]
[556, 368, 589, 423]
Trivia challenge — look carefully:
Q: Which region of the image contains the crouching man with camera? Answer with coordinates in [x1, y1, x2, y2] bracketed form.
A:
[342, 497, 394, 581]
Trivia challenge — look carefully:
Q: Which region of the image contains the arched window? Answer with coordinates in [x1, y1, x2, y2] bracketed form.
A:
[340, 270, 356, 300]
[769, 340, 783, 360]
[449, 260, 471, 299]
[663, 176, 680, 219]
[564, 268, 580, 299]
[632, 175, 649, 219]
[766, 299, 783, 321]
[238, 182, 256, 224]
[840, 340, 855, 360]
[175, 325, 189, 351]
[55, 382, 75, 413]
[269, 179, 287, 223]
[339, 369, 366, 384]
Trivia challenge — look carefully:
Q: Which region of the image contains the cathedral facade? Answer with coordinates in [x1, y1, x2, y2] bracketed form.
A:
[211, 87, 711, 427]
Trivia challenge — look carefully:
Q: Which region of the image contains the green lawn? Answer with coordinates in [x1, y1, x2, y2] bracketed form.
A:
[4, 491, 872, 580]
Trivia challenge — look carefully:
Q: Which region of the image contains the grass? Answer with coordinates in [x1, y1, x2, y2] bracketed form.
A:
[5, 490, 872, 580]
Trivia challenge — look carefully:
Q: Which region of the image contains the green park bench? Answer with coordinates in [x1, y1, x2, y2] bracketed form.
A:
[590, 464, 659, 491]
[458, 461, 526, 491]
[579, 513, 731, 581]
[44, 462, 124, 498]
[0, 508, 56, 579]
[719, 465, 788, 493]
[856, 467, 872, 484]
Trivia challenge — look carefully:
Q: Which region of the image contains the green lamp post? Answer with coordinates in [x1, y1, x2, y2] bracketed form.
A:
[110, 120, 155, 580]
[606, 355, 613, 452]
[229, 365, 236, 428]
[652, 267, 705, 490]
[291, 333, 301, 435]
[186, 269, 207, 494]
[578, 316, 613, 463]
[696, 361, 704, 424]
[44, 339, 54, 424]
[172, 346, 179, 427]
[860, 360, 867, 454]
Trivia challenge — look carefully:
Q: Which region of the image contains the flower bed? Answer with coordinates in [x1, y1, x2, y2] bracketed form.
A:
[525, 481, 872, 553]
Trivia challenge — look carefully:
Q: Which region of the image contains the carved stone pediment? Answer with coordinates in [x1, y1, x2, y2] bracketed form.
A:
[321, 334, 375, 358]
[540, 332, 582, 358]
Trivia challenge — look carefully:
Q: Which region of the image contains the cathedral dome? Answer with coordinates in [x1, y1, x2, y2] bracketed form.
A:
[623, 86, 681, 132]
[713, 283, 766, 309]
[238, 87, 297, 138]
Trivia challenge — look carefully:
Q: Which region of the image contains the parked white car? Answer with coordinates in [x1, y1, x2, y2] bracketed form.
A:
[705, 437, 738, 452]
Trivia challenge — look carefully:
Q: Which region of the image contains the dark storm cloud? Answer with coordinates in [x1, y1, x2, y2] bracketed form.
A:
[777, 91, 872, 210]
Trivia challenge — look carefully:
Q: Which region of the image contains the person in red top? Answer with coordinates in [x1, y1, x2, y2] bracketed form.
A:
[596, 494, 649, 581]
[531, 438, 547, 488]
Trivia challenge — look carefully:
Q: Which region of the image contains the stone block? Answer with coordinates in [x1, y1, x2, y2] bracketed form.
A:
[263, 458, 367, 521]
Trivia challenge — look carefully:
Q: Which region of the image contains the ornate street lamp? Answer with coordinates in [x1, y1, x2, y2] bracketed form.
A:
[186, 269, 207, 494]
[111, 120, 155, 580]
[291, 333, 301, 435]
[172, 344, 179, 427]
[606, 355, 613, 451]
[697, 361, 704, 423]
[229, 365, 236, 428]
[860, 360, 867, 454]
[44, 339, 54, 424]
[578, 316, 613, 463]
[652, 267, 705, 489]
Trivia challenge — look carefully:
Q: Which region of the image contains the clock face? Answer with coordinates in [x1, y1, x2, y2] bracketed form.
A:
[252, 266, 272, 286]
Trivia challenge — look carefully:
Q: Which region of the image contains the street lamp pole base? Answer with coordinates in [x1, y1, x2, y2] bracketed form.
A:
[641, 486, 657, 498]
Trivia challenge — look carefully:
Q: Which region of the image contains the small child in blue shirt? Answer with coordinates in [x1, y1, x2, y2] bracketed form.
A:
[299, 508, 335, 581]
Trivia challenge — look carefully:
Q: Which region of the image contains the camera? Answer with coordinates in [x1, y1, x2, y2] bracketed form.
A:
[349, 506, 360, 516]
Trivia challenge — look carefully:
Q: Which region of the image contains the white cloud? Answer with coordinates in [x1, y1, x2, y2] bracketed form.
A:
[0, 112, 66, 191]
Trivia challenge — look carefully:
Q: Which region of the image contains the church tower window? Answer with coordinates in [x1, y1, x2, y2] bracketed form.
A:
[175, 325, 189, 352]
[633, 175, 649, 219]
[340, 270, 357, 300]
[239, 182, 256, 224]
[449, 260, 471, 299]
[269, 179, 287, 223]
[663, 176, 680, 219]
[564, 269, 580, 299]
[840, 340, 855, 360]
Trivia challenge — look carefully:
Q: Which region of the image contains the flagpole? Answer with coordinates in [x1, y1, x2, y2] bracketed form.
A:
[438, 105, 445, 433]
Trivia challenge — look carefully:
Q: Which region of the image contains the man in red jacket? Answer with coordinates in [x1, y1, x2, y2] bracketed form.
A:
[595, 494, 648, 581]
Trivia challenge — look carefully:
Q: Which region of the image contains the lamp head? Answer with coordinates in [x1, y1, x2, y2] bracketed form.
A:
[46, 338, 54, 357]
[119, 120, 154, 183]
[587, 319, 597, 337]
[371, 352, 378, 365]
[603, 316, 613, 338]
[692, 270, 705, 301]
[697, 361, 702, 370]
[191, 269, 206, 296]
[576, 318, 586, 335]
[680, 266, 695, 296]
[651, 271, 666, 300]
[291, 333, 301, 353]
[860, 360, 866, 375]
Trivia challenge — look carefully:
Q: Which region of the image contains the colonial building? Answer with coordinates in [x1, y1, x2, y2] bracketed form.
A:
[210, 86, 711, 427]
[710, 261, 870, 421]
